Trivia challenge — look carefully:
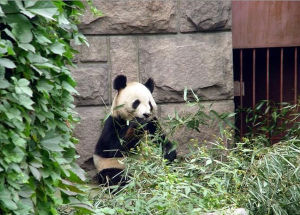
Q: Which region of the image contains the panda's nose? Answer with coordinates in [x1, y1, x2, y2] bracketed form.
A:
[143, 113, 150, 118]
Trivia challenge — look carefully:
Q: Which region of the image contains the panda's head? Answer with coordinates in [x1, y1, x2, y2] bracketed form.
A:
[111, 75, 157, 121]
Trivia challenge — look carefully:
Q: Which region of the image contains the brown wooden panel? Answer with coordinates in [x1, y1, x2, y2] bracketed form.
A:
[232, 1, 300, 48]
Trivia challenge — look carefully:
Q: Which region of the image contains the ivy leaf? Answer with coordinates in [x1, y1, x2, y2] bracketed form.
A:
[0, 58, 16, 68]
[49, 42, 65, 56]
[18, 94, 34, 110]
[24, 0, 37, 8]
[30, 160, 43, 168]
[13, 137, 26, 148]
[2, 199, 18, 211]
[20, 10, 35, 18]
[18, 43, 35, 53]
[19, 185, 34, 198]
[35, 63, 60, 72]
[34, 32, 51, 45]
[3, 147, 25, 163]
[1, 0, 18, 13]
[70, 164, 86, 182]
[0, 41, 6, 50]
[0, 66, 4, 78]
[5, 107, 22, 121]
[27, 52, 48, 64]
[26, 1, 57, 20]
[10, 132, 26, 148]
[41, 134, 62, 146]
[0, 0, 8, 5]
[1, 40, 15, 56]
[41, 132, 64, 152]
[0, 40, 13, 50]
[4, 29, 17, 41]
[5, 14, 33, 43]
[15, 85, 33, 97]
[0, 189, 17, 210]
[16, 1, 35, 18]
[17, 78, 30, 87]
[62, 81, 78, 94]
[0, 6, 4, 17]
[15, 78, 33, 97]
[29, 165, 41, 181]
[0, 79, 10, 89]
[14, 0, 25, 11]
[37, 80, 53, 92]
[16, 199, 34, 214]
[58, 13, 70, 27]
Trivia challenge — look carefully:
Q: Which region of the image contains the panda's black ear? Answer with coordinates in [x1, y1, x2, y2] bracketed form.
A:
[113, 75, 127, 91]
[144, 78, 154, 93]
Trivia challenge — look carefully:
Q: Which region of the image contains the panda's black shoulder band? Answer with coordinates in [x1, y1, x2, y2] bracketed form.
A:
[114, 75, 127, 91]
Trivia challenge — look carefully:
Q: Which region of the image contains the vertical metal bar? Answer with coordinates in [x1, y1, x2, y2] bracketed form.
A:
[279, 48, 284, 139]
[252, 49, 256, 109]
[240, 49, 244, 137]
[280, 48, 284, 105]
[266, 48, 270, 140]
[294, 47, 298, 105]
[266, 48, 270, 101]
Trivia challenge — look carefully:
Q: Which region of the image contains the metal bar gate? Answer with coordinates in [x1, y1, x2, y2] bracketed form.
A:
[233, 47, 300, 140]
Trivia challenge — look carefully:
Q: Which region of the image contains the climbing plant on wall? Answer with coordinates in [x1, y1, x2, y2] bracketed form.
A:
[0, 0, 92, 214]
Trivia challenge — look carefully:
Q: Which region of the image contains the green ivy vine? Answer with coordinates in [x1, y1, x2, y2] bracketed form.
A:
[0, 0, 93, 214]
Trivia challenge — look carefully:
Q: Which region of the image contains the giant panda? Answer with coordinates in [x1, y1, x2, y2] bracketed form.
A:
[93, 75, 176, 185]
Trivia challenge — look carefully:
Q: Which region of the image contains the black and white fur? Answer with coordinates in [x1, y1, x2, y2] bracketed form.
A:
[93, 75, 176, 185]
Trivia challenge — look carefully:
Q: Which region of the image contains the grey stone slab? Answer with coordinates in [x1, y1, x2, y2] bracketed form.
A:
[72, 36, 107, 62]
[110, 36, 139, 98]
[179, 0, 231, 32]
[160, 100, 234, 156]
[74, 106, 110, 165]
[139, 33, 233, 103]
[71, 63, 109, 106]
[79, 0, 177, 34]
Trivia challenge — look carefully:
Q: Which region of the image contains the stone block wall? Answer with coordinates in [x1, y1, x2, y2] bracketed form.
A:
[72, 0, 233, 165]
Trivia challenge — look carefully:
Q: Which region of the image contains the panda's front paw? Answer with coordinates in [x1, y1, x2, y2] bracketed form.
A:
[164, 150, 177, 162]
[130, 118, 148, 133]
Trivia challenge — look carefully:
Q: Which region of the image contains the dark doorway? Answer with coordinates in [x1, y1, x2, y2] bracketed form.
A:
[233, 47, 300, 138]
[232, 1, 300, 139]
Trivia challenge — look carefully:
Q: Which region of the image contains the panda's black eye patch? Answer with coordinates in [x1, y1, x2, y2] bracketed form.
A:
[132, 99, 140, 109]
[149, 101, 153, 111]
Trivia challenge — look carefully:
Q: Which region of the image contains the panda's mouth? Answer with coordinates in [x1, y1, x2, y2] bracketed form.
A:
[127, 117, 149, 132]
[133, 117, 149, 124]
[128, 111, 153, 122]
